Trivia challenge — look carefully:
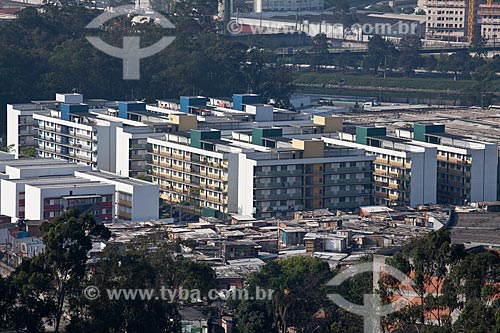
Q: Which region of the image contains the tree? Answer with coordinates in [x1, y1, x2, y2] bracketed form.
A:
[20, 146, 37, 157]
[470, 29, 487, 58]
[398, 35, 422, 77]
[69, 235, 217, 332]
[448, 251, 500, 302]
[472, 63, 495, 107]
[379, 230, 465, 331]
[70, 249, 182, 333]
[453, 301, 500, 333]
[135, 173, 150, 181]
[260, 66, 295, 108]
[6, 257, 55, 332]
[364, 35, 391, 75]
[39, 209, 110, 332]
[0, 277, 9, 329]
[312, 33, 329, 54]
[234, 299, 276, 333]
[239, 256, 333, 333]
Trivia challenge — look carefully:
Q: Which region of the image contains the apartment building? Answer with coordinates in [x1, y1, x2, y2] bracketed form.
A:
[397, 124, 498, 205]
[478, 4, 500, 41]
[425, 0, 468, 40]
[7, 103, 49, 158]
[34, 102, 121, 171]
[75, 170, 159, 221]
[23, 182, 115, 223]
[322, 126, 437, 207]
[239, 136, 374, 219]
[149, 130, 237, 219]
[149, 121, 374, 220]
[0, 163, 92, 222]
[8, 93, 202, 177]
[0, 159, 159, 223]
[115, 114, 197, 178]
[254, 0, 324, 12]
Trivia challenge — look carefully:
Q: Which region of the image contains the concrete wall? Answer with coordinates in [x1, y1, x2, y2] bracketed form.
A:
[0, 180, 20, 218]
[131, 184, 160, 220]
[409, 147, 437, 205]
[237, 153, 256, 216]
[115, 127, 131, 176]
[6, 105, 19, 158]
[96, 123, 118, 172]
[470, 144, 498, 202]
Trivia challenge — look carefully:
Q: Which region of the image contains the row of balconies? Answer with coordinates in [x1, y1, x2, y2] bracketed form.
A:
[437, 166, 471, 177]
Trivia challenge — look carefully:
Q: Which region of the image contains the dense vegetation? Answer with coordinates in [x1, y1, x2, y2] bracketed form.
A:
[0, 4, 295, 137]
[289, 33, 500, 104]
[2, 210, 500, 332]
[0, 209, 217, 332]
[232, 230, 500, 333]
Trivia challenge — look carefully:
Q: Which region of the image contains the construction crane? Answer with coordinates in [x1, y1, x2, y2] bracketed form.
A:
[469, 0, 494, 42]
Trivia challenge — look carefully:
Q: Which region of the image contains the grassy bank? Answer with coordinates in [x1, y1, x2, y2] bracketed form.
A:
[293, 72, 500, 92]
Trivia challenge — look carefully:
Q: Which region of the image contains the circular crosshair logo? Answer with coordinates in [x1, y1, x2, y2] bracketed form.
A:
[86, 5, 176, 80]
[327, 261, 415, 333]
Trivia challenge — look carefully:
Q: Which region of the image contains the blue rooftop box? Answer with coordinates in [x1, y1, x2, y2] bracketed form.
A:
[180, 96, 207, 113]
[118, 101, 146, 119]
[233, 94, 260, 111]
[60, 103, 89, 121]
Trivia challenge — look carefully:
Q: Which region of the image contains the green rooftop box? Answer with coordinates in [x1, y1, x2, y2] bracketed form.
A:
[414, 124, 445, 142]
[356, 126, 386, 145]
[252, 128, 283, 146]
[190, 129, 221, 149]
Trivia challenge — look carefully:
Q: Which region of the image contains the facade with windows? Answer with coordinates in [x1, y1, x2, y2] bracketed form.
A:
[7, 103, 49, 158]
[254, 0, 324, 12]
[148, 127, 374, 219]
[397, 124, 498, 205]
[478, 4, 500, 41]
[0, 159, 159, 223]
[75, 170, 159, 221]
[425, 0, 468, 40]
[322, 128, 438, 207]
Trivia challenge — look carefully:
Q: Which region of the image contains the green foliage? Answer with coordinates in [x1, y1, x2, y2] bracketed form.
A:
[238, 256, 333, 333]
[0, 209, 110, 332]
[312, 33, 329, 54]
[379, 230, 500, 332]
[364, 34, 396, 75]
[0, 5, 295, 135]
[5, 259, 54, 332]
[69, 237, 217, 332]
[470, 29, 487, 58]
[398, 35, 422, 77]
[135, 173, 150, 181]
[20, 146, 37, 157]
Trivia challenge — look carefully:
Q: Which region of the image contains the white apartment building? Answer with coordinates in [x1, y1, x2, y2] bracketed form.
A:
[0, 159, 159, 223]
[115, 114, 197, 178]
[8, 94, 201, 178]
[7, 104, 48, 158]
[34, 106, 120, 171]
[397, 124, 498, 205]
[425, 0, 468, 40]
[254, 0, 324, 12]
[75, 170, 159, 221]
[148, 124, 374, 220]
[322, 134, 437, 207]
[478, 4, 500, 41]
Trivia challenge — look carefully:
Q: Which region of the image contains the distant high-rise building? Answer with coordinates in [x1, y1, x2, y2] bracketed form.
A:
[478, 4, 500, 42]
[254, 0, 323, 13]
[425, 0, 468, 40]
